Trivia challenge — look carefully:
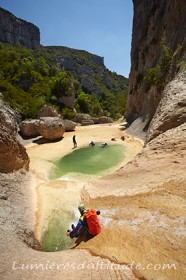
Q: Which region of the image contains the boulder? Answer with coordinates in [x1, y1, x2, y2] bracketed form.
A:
[19, 120, 40, 138]
[0, 126, 30, 173]
[98, 116, 113, 124]
[92, 117, 99, 124]
[0, 98, 18, 135]
[36, 117, 65, 140]
[81, 119, 94, 126]
[38, 105, 61, 118]
[62, 119, 76, 132]
[75, 113, 92, 123]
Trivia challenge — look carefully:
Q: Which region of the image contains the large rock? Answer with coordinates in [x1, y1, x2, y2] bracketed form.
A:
[38, 105, 61, 118]
[98, 116, 113, 124]
[0, 7, 40, 49]
[75, 113, 92, 123]
[147, 65, 186, 141]
[36, 117, 65, 140]
[81, 119, 94, 126]
[0, 97, 18, 135]
[126, 0, 186, 125]
[62, 119, 76, 132]
[0, 126, 29, 173]
[19, 120, 40, 138]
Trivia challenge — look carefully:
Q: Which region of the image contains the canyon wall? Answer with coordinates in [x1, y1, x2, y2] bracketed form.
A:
[0, 7, 40, 49]
[126, 0, 186, 131]
[0, 98, 29, 173]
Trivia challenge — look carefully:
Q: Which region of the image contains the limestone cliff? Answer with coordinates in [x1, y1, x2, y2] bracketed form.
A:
[0, 7, 40, 49]
[0, 98, 29, 173]
[126, 0, 186, 131]
[41, 46, 128, 97]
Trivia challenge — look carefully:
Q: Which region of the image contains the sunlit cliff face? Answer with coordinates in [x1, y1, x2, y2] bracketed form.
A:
[126, 0, 186, 125]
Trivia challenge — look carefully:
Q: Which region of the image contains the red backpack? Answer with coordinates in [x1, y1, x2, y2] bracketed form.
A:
[84, 209, 101, 236]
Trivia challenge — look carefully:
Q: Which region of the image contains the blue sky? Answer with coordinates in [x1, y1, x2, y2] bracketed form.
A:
[0, 0, 133, 77]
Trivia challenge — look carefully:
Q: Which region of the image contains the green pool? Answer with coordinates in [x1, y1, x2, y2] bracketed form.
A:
[41, 211, 76, 252]
[49, 143, 125, 180]
[41, 143, 125, 252]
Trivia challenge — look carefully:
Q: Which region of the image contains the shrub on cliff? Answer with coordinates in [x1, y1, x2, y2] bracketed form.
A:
[144, 38, 184, 92]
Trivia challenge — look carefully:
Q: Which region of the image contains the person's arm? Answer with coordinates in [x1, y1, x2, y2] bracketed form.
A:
[69, 218, 83, 238]
[96, 210, 101, 215]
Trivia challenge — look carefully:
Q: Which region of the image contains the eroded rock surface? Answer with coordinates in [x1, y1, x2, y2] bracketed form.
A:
[37, 105, 61, 118]
[98, 116, 113, 124]
[0, 126, 29, 173]
[19, 120, 40, 138]
[147, 65, 186, 141]
[0, 171, 138, 280]
[62, 119, 76, 132]
[80, 123, 186, 280]
[0, 7, 40, 49]
[36, 117, 65, 140]
[0, 97, 18, 135]
[126, 0, 186, 126]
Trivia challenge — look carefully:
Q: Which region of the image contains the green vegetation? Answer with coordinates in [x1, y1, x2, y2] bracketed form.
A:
[144, 38, 173, 91]
[0, 42, 128, 120]
[144, 38, 185, 92]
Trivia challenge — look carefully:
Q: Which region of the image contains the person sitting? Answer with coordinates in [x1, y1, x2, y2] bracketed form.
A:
[101, 143, 108, 148]
[89, 141, 95, 146]
[66, 204, 101, 238]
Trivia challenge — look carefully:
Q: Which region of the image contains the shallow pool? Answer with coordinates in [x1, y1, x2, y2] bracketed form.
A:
[41, 143, 125, 251]
[41, 211, 76, 252]
[49, 143, 125, 180]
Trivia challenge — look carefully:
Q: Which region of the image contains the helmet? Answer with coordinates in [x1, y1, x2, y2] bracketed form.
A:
[78, 204, 85, 213]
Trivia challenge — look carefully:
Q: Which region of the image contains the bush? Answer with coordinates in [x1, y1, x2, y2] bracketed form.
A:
[144, 38, 176, 91]
[61, 107, 76, 120]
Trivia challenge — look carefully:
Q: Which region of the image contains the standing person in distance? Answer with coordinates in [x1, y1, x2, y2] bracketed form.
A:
[73, 135, 77, 148]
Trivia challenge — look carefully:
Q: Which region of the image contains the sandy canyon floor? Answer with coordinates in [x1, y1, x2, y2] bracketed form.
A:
[0, 123, 185, 280]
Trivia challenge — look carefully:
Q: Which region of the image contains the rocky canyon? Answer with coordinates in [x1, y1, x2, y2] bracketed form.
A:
[0, 1, 186, 280]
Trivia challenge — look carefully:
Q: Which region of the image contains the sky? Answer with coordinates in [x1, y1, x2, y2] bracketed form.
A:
[0, 0, 133, 77]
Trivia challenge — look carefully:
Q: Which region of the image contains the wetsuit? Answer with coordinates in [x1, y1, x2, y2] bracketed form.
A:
[70, 210, 88, 238]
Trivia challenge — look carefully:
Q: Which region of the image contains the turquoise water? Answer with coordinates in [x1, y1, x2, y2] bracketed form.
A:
[41, 211, 75, 252]
[49, 143, 125, 180]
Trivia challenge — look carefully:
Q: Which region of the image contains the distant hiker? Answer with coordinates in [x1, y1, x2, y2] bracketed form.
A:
[89, 141, 95, 146]
[66, 204, 101, 238]
[72, 135, 77, 148]
[101, 143, 107, 148]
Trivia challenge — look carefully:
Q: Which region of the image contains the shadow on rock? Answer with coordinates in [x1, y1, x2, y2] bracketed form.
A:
[70, 235, 94, 249]
[33, 137, 64, 145]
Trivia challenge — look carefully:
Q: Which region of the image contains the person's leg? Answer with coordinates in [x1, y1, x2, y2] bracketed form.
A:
[78, 225, 89, 236]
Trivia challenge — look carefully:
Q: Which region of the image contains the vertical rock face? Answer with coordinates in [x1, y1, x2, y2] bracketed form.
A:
[126, 0, 186, 125]
[0, 97, 29, 173]
[0, 126, 30, 173]
[0, 97, 18, 135]
[0, 7, 40, 49]
[147, 65, 186, 141]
